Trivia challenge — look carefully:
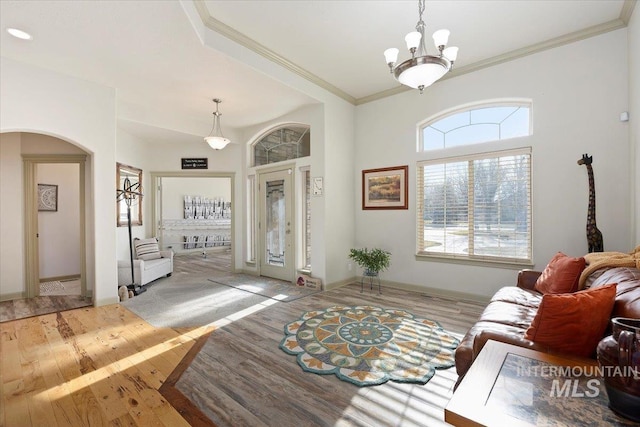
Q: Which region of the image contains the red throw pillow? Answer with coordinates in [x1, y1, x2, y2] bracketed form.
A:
[534, 252, 586, 294]
[524, 283, 616, 358]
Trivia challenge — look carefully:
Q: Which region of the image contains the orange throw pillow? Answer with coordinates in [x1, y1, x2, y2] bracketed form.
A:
[524, 283, 616, 358]
[534, 252, 586, 294]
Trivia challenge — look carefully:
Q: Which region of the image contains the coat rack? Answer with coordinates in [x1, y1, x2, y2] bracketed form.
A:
[116, 177, 146, 295]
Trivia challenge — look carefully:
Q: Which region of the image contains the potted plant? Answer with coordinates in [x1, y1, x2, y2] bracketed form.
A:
[348, 247, 391, 277]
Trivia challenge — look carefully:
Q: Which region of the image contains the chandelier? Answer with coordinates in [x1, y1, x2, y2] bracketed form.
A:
[384, 0, 458, 94]
[204, 98, 231, 150]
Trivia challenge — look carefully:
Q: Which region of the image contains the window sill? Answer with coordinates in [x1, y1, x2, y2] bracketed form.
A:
[415, 253, 534, 270]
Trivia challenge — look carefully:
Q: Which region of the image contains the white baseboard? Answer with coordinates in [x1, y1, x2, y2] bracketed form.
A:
[326, 276, 490, 304]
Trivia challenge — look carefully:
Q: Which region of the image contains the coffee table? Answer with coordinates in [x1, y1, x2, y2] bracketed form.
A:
[445, 340, 638, 427]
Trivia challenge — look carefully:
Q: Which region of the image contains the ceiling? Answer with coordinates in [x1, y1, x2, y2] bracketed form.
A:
[0, 0, 634, 143]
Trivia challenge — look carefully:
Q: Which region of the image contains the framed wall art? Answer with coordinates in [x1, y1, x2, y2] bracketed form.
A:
[362, 165, 408, 210]
[38, 184, 58, 212]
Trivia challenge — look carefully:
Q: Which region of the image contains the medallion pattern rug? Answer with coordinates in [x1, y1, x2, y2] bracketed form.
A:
[280, 305, 460, 386]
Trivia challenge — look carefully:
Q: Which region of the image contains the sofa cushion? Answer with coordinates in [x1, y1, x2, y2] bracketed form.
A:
[477, 300, 538, 329]
[534, 252, 585, 294]
[491, 286, 542, 308]
[589, 267, 640, 319]
[134, 237, 161, 260]
[524, 283, 616, 358]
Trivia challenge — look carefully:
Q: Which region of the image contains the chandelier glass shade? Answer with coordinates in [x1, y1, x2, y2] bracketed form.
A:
[384, 0, 458, 94]
[204, 98, 231, 150]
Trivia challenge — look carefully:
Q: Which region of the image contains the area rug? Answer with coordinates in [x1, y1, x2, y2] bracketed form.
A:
[209, 274, 320, 302]
[40, 281, 65, 294]
[280, 305, 460, 386]
[121, 278, 270, 328]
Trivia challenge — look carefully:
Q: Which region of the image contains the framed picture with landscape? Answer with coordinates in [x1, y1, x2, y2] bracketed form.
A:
[362, 165, 408, 210]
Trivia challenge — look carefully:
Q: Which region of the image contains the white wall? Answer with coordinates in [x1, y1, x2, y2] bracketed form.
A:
[162, 177, 231, 220]
[629, 8, 640, 244]
[0, 132, 87, 298]
[37, 163, 81, 279]
[354, 29, 630, 299]
[116, 128, 153, 261]
[0, 57, 118, 305]
[116, 126, 244, 265]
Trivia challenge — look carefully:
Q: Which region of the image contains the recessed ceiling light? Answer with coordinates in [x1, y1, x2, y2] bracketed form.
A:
[6, 28, 33, 40]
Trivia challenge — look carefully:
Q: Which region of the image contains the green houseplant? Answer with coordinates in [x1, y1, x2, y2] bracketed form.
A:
[349, 248, 391, 276]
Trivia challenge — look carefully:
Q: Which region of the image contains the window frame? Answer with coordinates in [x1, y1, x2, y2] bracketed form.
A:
[416, 147, 533, 266]
[300, 167, 312, 272]
[251, 123, 310, 167]
[414, 98, 534, 268]
[418, 100, 532, 152]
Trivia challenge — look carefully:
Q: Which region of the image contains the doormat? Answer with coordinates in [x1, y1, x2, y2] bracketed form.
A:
[280, 305, 459, 386]
[208, 274, 321, 302]
[40, 281, 65, 295]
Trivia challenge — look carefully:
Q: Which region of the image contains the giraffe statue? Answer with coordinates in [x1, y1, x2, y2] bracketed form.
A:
[577, 153, 603, 252]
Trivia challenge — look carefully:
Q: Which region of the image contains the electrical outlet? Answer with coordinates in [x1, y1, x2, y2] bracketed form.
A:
[348, 263, 353, 271]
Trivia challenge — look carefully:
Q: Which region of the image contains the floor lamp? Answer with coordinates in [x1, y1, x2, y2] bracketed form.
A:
[116, 177, 146, 295]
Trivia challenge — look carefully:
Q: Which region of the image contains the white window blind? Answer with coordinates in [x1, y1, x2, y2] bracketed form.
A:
[417, 148, 532, 263]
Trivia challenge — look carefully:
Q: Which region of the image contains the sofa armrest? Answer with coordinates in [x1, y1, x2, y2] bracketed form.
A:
[159, 250, 173, 260]
[473, 330, 549, 357]
[517, 269, 542, 291]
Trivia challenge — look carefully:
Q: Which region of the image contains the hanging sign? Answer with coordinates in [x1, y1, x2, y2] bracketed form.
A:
[181, 158, 208, 169]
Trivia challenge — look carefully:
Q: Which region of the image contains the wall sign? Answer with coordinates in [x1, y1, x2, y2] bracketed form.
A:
[181, 158, 208, 169]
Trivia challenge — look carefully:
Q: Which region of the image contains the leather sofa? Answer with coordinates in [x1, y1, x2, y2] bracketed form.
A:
[117, 250, 173, 287]
[455, 266, 640, 384]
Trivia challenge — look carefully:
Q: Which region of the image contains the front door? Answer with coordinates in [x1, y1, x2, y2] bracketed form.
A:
[259, 168, 293, 282]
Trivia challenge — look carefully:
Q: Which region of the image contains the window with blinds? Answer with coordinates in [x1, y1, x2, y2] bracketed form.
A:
[417, 148, 532, 263]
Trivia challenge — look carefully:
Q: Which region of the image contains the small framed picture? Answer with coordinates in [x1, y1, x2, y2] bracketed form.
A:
[362, 165, 408, 210]
[38, 184, 58, 212]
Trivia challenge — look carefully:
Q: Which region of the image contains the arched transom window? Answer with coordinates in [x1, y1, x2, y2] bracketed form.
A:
[421, 104, 531, 151]
[253, 125, 310, 167]
[417, 101, 533, 264]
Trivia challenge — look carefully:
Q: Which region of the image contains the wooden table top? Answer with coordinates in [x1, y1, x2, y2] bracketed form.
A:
[445, 340, 637, 427]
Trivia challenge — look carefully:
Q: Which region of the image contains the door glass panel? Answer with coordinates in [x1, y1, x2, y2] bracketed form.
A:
[265, 179, 286, 266]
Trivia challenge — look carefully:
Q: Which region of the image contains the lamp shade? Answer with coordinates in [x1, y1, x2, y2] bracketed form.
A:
[404, 31, 422, 50]
[432, 29, 450, 48]
[395, 58, 449, 90]
[384, 48, 399, 65]
[205, 136, 231, 150]
[443, 46, 459, 62]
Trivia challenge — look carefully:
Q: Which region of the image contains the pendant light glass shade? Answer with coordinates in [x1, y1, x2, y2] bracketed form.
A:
[205, 135, 231, 150]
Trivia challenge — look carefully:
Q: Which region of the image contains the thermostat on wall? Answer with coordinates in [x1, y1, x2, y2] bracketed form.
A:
[313, 177, 323, 196]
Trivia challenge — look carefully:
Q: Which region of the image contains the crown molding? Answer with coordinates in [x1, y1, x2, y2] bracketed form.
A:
[357, 17, 627, 105]
[620, 0, 637, 25]
[194, 1, 632, 107]
[194, 0, 356, 105]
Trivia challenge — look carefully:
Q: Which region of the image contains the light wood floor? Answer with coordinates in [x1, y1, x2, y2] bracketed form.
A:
[1, 253, 487, 426]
